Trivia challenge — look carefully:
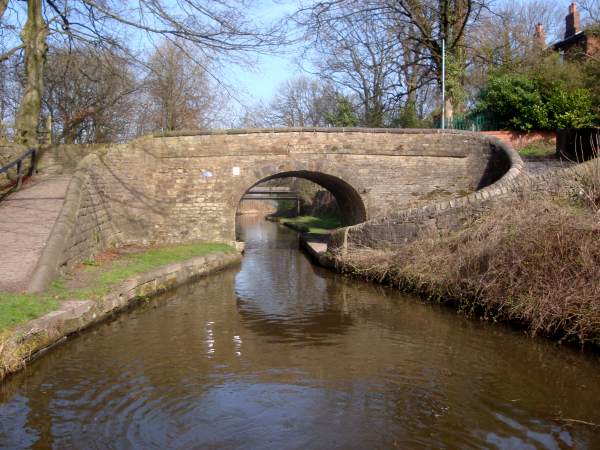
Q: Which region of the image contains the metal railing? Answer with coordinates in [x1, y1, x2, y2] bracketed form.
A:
[436, 115, 499, 132]
[0, 148, 37, 192]
[242, 187, 300, 201]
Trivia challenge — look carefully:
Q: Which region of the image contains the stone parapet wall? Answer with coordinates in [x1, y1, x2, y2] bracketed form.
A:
[60, 157, 121, 269]
[33, 129, 522, 253]
[78, 128, 519, 245]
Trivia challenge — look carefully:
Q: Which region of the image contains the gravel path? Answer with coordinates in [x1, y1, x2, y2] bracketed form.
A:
[0, 175, 72, 292]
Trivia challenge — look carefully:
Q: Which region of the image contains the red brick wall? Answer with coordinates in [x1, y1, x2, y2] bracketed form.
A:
[482, 131, 556, 150]
[586, 35, 600, 58]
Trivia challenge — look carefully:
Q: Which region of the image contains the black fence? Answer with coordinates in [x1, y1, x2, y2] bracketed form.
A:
[0, 148, 37, 194]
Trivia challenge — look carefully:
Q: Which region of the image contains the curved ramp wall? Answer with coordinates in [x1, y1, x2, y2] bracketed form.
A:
[329, 135, 525, 250]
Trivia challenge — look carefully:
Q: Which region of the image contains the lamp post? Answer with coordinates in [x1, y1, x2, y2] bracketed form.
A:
[441, 38, 446, 130]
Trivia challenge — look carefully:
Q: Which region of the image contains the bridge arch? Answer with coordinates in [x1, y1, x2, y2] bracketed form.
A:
[238, 170, 367, 226]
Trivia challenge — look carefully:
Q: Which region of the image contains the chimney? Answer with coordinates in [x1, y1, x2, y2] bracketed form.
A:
[534, 23, 546, 47]
[565, 2, 581, 39]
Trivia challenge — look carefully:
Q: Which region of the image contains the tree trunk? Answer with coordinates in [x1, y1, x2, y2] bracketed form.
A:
[15, 0, 48, 148]
[0, 0, 8, 20]
[444, 97, 454, 121]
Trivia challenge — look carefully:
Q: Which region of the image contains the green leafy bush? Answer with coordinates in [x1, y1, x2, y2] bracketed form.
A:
[476, 74, 547, 131]
[545, 83, 597, 129]
[325, 97, 359, 127]
[475, 73, 597, 131]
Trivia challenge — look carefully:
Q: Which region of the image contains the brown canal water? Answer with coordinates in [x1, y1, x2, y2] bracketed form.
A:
[1, 216, 600, 449]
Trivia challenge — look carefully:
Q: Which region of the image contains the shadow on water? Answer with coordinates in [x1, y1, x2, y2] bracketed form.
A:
[1, 215, 600, 449]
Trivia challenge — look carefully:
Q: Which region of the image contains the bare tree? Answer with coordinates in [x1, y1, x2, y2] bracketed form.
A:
[297, 0, 490, 122]
[298, 2, 403, 126]
[43, 45, 139, 144]
[0, 57, 21, 142]
[385, 0, 491, 120]
[13, 0, 47, 147]
[466, 0, 563, 94]
[238, 101, 276, 128]
[269, 76, 338, 127]
[580, 0, 600, 24]
[1, 0, 284, 147]
[142, 40, 223, 133]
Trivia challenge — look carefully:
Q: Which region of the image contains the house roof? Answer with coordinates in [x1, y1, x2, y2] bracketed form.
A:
[552, 30, 586, 51]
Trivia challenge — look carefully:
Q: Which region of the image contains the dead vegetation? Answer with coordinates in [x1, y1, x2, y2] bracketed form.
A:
[338, 164, 600, 345]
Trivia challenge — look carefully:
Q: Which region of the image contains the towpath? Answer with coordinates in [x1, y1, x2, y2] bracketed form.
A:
[0, 175, 72, 292]
[522, 156, 576, 174]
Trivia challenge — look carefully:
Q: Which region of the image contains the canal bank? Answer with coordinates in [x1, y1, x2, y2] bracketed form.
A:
[0, 249, 241, 381]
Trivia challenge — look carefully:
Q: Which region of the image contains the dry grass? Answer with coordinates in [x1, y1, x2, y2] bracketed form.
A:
[576, 155, 600, 212]
[339, 197, 600, 345]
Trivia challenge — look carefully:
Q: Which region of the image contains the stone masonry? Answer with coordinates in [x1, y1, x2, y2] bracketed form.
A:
[71, 128, 516, 247]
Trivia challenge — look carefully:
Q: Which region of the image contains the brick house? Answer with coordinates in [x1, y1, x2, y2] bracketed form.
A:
[551, 3, 600, 59]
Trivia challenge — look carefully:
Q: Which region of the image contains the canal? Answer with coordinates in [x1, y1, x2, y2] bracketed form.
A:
[1, 216, 599, 449]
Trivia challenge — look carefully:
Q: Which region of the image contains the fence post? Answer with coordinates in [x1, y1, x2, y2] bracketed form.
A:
[16, 160, 23, 189]
[28, 149, 36, 176]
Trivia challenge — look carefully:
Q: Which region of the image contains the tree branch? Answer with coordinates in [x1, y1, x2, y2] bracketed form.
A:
[0, 45, 24, 63]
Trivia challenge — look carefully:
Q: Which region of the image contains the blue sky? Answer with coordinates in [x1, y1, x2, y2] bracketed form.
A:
[224, 0, 304, 105]
[226, 51, 303, 107]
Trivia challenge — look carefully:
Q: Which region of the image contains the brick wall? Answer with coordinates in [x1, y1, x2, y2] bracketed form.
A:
[482, 131, 555, 150]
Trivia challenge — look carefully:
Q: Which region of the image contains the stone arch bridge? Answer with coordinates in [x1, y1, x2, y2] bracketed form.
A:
[2, 128, 524, 291]
[75, 128, 517, 244]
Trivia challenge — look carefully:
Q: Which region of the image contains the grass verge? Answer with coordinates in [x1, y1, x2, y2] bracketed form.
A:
[519, 140, 556, 157]
[0, 242, 234, 333]
[278, 214, 342, 234]
[0, 294, 58, 330]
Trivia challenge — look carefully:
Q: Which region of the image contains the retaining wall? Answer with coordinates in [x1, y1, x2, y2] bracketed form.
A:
[329, 136, 525, 250]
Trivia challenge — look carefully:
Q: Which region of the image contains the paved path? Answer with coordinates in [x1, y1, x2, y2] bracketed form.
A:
[522, 157, 576, 175]
[0, 175, 72, 292]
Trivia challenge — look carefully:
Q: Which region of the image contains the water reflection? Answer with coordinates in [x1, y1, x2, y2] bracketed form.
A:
[0, 215, 599, 449]
[235, 215, 354, 343]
